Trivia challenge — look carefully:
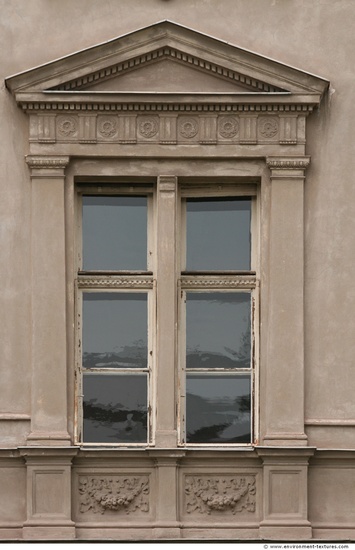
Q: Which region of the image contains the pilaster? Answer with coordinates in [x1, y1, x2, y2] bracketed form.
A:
[257, 447, 314, 540]
[153, 452, 183, 538]
[21, 447, 77, 540]
[26, 155, 71, 446]
[263, 156, 310, 446]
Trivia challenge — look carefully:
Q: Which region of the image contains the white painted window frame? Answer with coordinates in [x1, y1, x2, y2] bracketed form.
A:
[74, 180, 259, 447]
[178, 183, 259, 446]
[75, 185, 156, 446]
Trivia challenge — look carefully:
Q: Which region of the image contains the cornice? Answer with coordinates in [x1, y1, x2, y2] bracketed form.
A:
[16, 92, 317, 114]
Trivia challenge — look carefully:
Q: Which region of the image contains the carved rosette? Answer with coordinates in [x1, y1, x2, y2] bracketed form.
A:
[258, 117, 279, 139]
[185, 476, 256, 515]
[218, 116, 239, 139]
[78, 476, 149, 515]
[57, 115, 78, 138]
[138, 117, 159, 138]
[98, 116, 118, 138]
[179, 118, 199, 139]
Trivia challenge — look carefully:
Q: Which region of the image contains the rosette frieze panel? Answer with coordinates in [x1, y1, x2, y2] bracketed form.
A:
[29, 112, 306, 146]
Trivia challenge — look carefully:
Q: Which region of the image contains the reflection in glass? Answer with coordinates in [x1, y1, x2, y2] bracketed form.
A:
[82, 196, 147, 271]
[186, 375, 251, 443]
[83, 293, 147, 369]
[186, 197, 251, 271]
[83, 374, 147, 443]
[186, 292, 251, 369]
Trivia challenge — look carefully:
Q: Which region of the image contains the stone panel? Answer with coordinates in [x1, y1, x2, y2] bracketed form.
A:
[73, 470, 154, 522]
[0, 461, 26, 526]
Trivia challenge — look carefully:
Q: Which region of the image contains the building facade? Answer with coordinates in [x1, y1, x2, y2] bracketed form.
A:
[1, 0, 355, 541]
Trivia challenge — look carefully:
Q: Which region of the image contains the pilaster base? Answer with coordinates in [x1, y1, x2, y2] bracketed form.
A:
[260, 522, 312, 540]
[26, 431, 71, 446]
[23, 525, 76, 540]
[263, 433, 308, 446]
[0, 527, 23, 540]
[153, 526, 181, 539]
[154, 430, 178, 448]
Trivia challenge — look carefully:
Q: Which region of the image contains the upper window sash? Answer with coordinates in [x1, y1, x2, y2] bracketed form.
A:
[180, 187, 257, 274]
[76, 187, 154, 274]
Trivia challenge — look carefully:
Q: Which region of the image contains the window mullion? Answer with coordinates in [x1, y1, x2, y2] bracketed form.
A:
[155, 175, 178, 448]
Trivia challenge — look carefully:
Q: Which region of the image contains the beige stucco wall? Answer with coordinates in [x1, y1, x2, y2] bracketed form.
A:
[1, 0, 355, 442]
[1, 0, 355, 540]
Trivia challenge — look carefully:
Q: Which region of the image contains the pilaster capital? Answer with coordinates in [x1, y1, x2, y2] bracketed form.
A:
[266, 156, 310, 170]
[266, 156, 310, 179]
[256, 446, 316, 464]
[158, 175, 177, 193]
[25, 155, 70, 178]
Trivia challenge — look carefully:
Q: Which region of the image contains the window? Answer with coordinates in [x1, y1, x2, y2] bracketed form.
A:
[75, 182, 258, 446]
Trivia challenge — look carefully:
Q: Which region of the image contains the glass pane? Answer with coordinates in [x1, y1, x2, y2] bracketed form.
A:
[186, 292, 251, 369]
[186, 375, 251, 444]
[82, 196, 147, 271]
[83, 374, 147, 443]
[83, 293, 147, 369]
[186, 197, 251, 271]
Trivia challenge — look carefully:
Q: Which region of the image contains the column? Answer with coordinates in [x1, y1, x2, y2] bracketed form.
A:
[26, 156, 71, 445]
[263, 156, 310, 446]
[155, 176, 178, 447]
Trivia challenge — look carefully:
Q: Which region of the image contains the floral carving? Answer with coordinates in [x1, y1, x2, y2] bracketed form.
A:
[98, 117, 118, 138]
[218, 117, 239, 138]
[79, 475, 149, 515]
[179, 118, 199, 139]
[138, 117, 159, 138]
[259, 117, 279, 138]
[185, 476, 256, 515]
[57, 116, 78, 137]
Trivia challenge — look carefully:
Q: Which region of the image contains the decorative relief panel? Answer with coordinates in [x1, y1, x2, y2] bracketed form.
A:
[56, 115, 78, 139]
[78, 475, 149, 515]
[137, 116, 159, 139]
[30, 113, 304, 146]
[184, 475, 256, 515]
[178, 117, 199, 140]
[218, 116, 239, 139]
[97, 116, 119, 139]
[258, 116, 279, 139]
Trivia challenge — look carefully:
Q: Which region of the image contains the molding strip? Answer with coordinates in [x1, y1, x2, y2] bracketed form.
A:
[77, 275, 154, 289]
[0, 414, 30, 420]
[305, 419, 355, 426]
[180, 274, 257, 289]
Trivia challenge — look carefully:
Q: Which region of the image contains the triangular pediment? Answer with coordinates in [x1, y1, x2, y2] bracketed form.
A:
[6, 20, 328, 107]
[76, 58, 254, 94]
